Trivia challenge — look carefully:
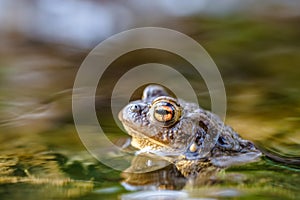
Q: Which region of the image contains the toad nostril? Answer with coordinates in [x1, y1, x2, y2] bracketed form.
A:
[130, 104, 140, 113]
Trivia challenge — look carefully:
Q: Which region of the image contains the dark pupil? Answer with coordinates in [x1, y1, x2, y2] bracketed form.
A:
[156, 108, 172, 116]
[154, 103, 174, 122]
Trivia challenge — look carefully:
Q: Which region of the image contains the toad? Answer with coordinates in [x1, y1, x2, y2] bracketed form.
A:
[119, 85, 261, 176]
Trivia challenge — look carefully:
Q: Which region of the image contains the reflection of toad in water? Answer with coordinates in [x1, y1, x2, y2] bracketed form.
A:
[121, 154, 187, 190]
[119, 85, 261, 188]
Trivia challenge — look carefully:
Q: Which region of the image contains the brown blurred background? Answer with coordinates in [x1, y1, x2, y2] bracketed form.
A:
[0, 0, 299, 161]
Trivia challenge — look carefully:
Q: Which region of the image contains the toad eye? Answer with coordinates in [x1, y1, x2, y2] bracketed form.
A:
[149, 97, 181, 127]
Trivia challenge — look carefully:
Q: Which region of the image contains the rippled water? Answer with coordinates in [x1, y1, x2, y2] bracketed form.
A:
[0, 2, 300, 199]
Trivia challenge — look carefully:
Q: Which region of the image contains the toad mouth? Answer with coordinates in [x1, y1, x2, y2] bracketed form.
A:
[120, 121, 188, 157]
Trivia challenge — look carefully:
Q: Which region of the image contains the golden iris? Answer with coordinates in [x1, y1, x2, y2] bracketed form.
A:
[150, 97, 181, 127]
